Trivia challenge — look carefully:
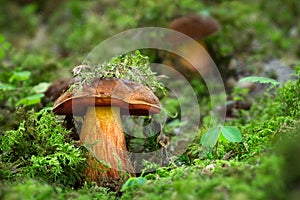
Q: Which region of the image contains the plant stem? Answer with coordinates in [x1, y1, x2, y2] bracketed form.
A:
[214, 140, 219, 160]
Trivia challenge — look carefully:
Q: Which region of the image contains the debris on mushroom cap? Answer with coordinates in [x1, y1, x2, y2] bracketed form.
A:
[52, 79, 160, 116]
[72, 65, 91, 77]
[167, 14, 220, 42]
[70, 52, 165, 94]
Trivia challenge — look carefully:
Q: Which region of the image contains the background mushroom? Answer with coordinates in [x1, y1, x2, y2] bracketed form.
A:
[53, 78, 160, 190]
[164, 14, 220, 79]
[168, 14, 220, 42]
[44, 77, 75, 103]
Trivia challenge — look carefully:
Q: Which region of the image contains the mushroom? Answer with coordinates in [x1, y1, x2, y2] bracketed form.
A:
[52, 78, 160, 189]
[168, 14, 220, 43]
[44, 78, 75, 102]
[164, 14, 220, 79]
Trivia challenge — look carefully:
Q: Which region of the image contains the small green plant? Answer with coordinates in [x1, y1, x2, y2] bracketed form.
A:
[11, 72, 48, 107]
[0, 35, 10, 59]
[121, 160, 161, 192]
[201, 126, 242, 157]
[239, 76, 280, 87]
[0, 70, 50, 107]
[121, 177, 147, 192]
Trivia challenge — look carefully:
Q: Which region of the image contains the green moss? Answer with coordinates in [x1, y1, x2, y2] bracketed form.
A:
[209, 65, 300, 160]
[71, 50, 165, 93]
[0, 109, 86, 187]
[121, 156, 285, 200]
[276, 122, 300, 198]
[1, 179, 58, 200]
[0, 179, 116, 200]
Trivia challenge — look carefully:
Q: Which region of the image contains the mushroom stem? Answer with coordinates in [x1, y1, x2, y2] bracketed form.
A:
[80, 106, 134, 185]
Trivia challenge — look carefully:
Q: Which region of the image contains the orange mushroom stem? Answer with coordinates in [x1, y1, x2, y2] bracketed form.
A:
[81, 106, 132, 183]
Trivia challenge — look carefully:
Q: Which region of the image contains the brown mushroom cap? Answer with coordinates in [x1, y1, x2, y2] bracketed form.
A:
[44, 78, 75, 101]
[167, 14, 220, 42]
[52, 79, 160, 116]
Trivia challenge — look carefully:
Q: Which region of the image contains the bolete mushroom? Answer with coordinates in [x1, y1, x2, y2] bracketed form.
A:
[168, 14, 220, 43]
[44, 77, 75, 102]
[53, 78, 160, 189]
[165, 14, 220, 79]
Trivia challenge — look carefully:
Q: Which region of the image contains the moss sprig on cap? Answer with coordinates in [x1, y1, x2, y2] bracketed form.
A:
[71, 50, 165, 93]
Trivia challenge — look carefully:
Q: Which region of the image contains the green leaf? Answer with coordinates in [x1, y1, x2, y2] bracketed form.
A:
[239, 76, 280, 86]
[0, 34, 10, 59]
[0, 83, 16, 90]
[121, 177, 146, 192]
[200, 127, 220, 148]
[218, 132, 228, 143]
[16, 93, 44, 106]
[31, 82, 51, 93]
[9, 71, 31, 82]
[220, 126, 242, 143]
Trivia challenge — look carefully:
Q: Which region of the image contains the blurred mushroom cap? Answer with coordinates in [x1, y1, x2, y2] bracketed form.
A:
[167, 14, 220, 43]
